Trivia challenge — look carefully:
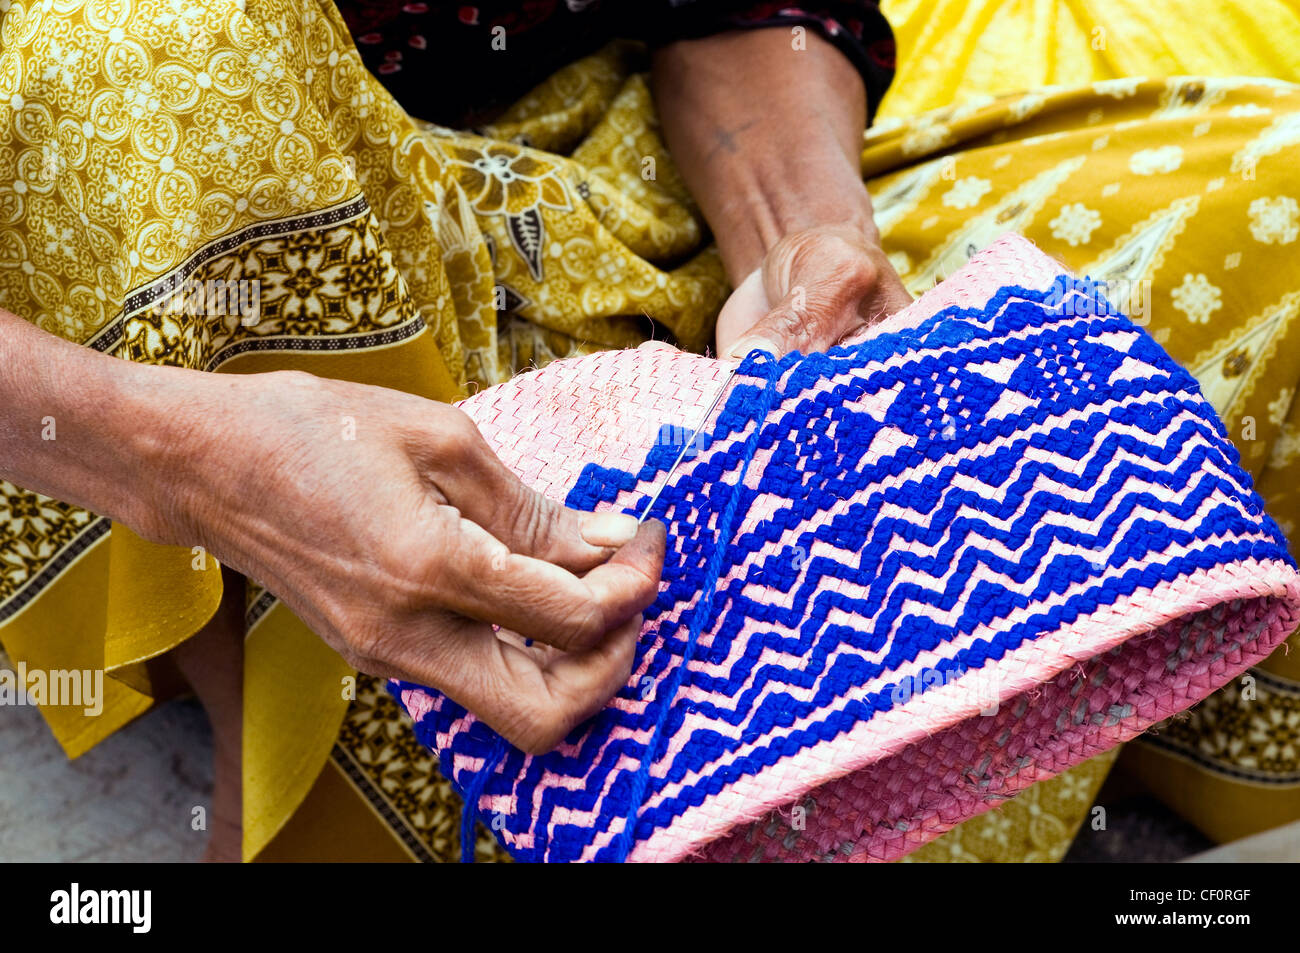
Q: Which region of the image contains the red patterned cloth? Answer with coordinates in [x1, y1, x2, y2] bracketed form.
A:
[334, 0, 895, 128]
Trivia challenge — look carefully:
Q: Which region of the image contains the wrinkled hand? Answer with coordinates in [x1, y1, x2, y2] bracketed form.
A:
[716, 224, 913, 359]
[149, 370, 665, 753]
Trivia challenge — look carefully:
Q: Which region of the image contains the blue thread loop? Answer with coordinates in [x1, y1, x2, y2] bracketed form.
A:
[460, 734, 508, 863]
[611, 349, 784, 861]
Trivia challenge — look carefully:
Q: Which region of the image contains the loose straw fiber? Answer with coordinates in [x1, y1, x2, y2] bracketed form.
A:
[391, 233, 1300, 862]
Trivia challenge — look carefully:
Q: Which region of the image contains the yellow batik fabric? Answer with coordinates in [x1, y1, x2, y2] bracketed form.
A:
[877, 0, 1300, 120]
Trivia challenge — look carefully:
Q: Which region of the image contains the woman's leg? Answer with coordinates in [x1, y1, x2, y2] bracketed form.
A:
[169, 569, 245, 863]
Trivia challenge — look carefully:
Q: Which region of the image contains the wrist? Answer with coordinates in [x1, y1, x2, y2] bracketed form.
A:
[113, 362, 234, 547]
[651, 26, 878, 283]
[0, 312, 171, 537]
[714, 167, 879, 282]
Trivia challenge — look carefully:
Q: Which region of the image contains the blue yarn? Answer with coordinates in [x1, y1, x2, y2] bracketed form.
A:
[460, 734, 508, 863]
[610, 349, 783, 862]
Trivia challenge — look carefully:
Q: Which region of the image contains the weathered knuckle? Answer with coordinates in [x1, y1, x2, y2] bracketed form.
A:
[516, 588, 597, 649]
[505, 489, 551, 551]
[567, 601, 609, 648]
[268, 368, 321, 392]
[767, 303, 823, 347]
[382, 571, 431, 613]
[383, 534, 451, 608]
[815, 245, 875, 290]
[761, 301, 797, 332]
[425, 410, 479, 462]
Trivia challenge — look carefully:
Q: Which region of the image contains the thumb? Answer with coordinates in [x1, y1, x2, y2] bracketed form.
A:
[449, 428, 652, 573]
[724, 276, 858, 359]
[715, 266, 770, 358]
[488, 473, 649, 572]
[724, 246, 914, 358]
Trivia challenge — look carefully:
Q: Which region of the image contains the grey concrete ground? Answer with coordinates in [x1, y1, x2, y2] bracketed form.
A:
[0, 692, 210, 862]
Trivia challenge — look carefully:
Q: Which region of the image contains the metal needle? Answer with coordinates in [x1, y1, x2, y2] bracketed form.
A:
[637, 364, 741, 524]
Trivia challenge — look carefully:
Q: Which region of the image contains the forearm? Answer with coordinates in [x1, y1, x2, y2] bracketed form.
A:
[0, 308, 207, 540]
[650, 27, 878, 284]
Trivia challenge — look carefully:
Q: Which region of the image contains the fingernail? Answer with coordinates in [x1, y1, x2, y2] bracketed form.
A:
[724, 336, 779, 362]
[581, 511, 639, 547]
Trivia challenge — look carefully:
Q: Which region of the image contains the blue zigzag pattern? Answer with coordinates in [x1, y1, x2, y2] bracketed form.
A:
[392, 281, 1292, 862]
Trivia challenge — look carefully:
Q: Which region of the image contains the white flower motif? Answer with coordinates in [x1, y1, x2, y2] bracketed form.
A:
[1056, 770, 1094, 804]
[1269, 388, 1294, 427]
[350, 86, 377, 119]
[977, 809, 1014, 847]
[50, 302, 89, 337]
[246, 50, 285, 85]
[38, 142, 64, 182]
[941, 176, 992, 210]
[40, 38, 83, 91]
[1010, 93, 1045, 120]
[1094, 77, 1142, 98]
[1229, 103, 1272, 118]
[1248, 196, 1299, 245]
[592, 250, 625, 285]
[1170, 273, 1222, 324]
[1049, 203, 1102, 246]
[150, 0, 205, 35]
[901, 121, 951, 157]
[41, 219, 76, 260]
[122, 80, 162, 120]
[101, 168, 136, 208]
[1270, 423, 1300, 469]
[286, 171, 319, 206]
[1130, 145, 1183, 175]
[1249, 707, 1300, 762]
[201, 119, 253, 169]
[170, 208, 200, 248]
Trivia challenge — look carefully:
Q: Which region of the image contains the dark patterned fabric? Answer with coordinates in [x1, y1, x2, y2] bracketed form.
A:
[334, 1, 895, 128]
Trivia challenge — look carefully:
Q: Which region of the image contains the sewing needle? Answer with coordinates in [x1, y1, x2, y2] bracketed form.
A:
[637, 363, 741, 524]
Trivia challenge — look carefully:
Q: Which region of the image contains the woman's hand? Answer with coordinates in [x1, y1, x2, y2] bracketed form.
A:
[651, 28, 912, 358]
[157, 370, 665, 753]
[716, 223, 913, 358]
[0, 308, 664, 754]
